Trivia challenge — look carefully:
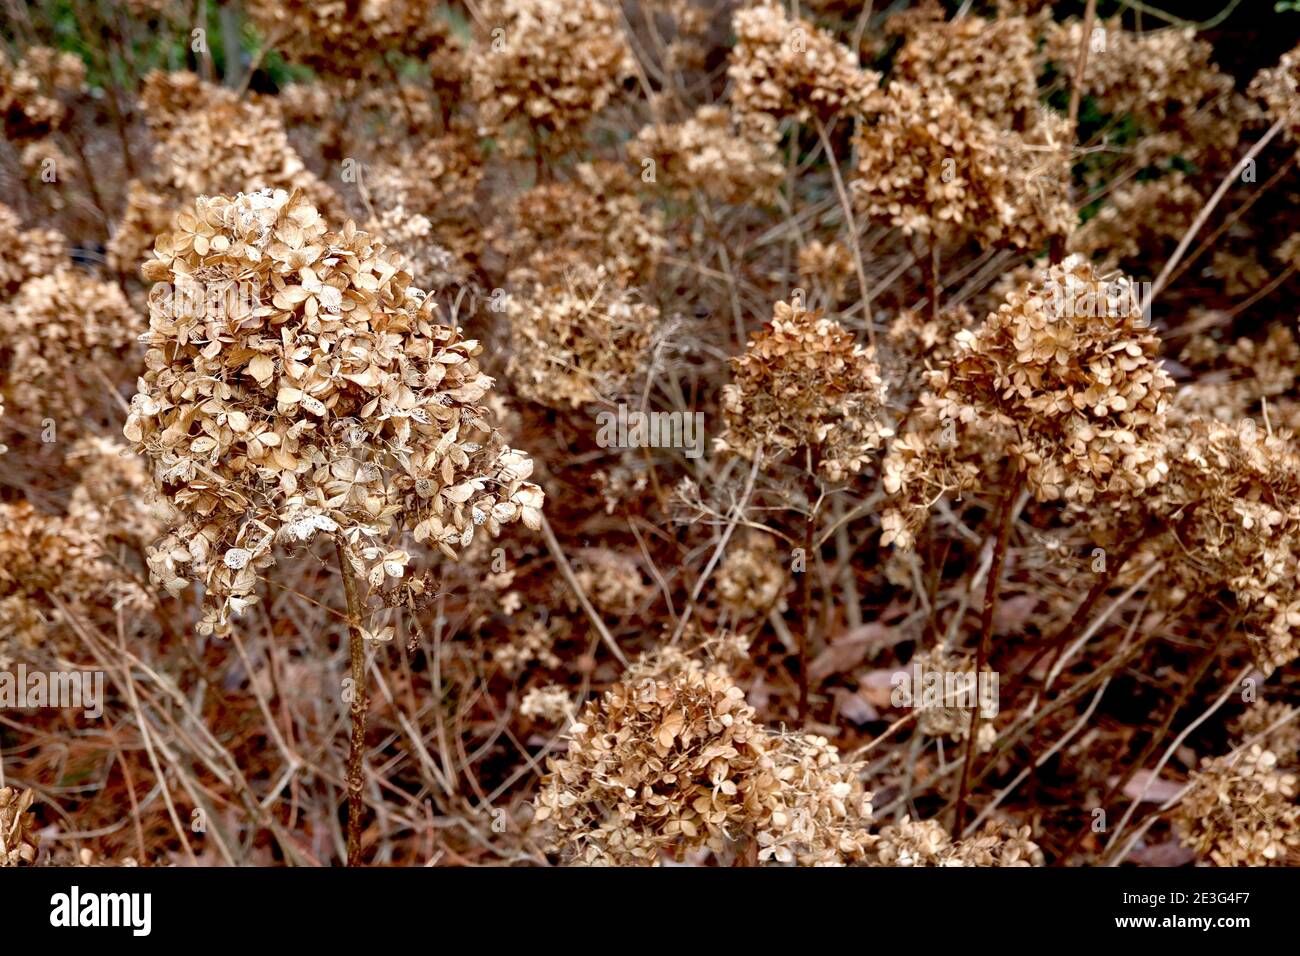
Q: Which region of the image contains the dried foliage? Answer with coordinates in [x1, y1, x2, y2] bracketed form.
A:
[718, 299, 890, 482]
[124, 189, 542, 634]
[3, 0, 1299, 874]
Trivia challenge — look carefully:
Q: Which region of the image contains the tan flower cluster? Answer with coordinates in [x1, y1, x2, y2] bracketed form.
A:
[0, 45, 84, 142]
[881, 391, 1009, 551]
[937, 256, 1173, 505]
[852, 79, 1073, 250]
[361, 136, 484, 288]
[506, 263, 658, 408]
[797, 240, 854, 301]
[1044, 19, 1241, 167]
[569, 547, 652, 618]
[1231, 702, 1300, 759]
[727, 1, 877, 134]
[717, 299, 891, 483]
[873, 816, 1042, 866]
[0, 787, 39, 867]
[1169, 326, 1298, 429]
[497, 161, 664, 286]
[469, 0, 633, 156]
[752, 729, 876, 865]
[139, 72, 340, 210]
[1069, 173, 1203, 270]
[495, 616, 564, 676]
[66, 436, 177, 549]
[907, 645, 997, 753]
[1154, 418, 1300, 672]
[1252, 42, 1300, 148]
[885, 5, 1040, 128]
[0, 203, 64, 299]
[715, 530, 788, 619]
[0, 500, 144, 660]
[1174, 744, 1299, 866]
[123, 189, 543, 635]
[111, 72, 342, 281]
[245, 0, 455, 80]
[630, 106, 783, 204]
[534, 652, 875, 865]
[0, 266, 143, 434]
[520, 684, 576, 723]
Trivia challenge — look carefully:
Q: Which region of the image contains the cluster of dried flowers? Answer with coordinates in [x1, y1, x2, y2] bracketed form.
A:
[124, 189, 542, 634]
[1174, 729, 1299, 866]
[630, 106, 783, 205]
[718, 299, 891, 483]
[5, 0, 1300, 872]
[534, 650, 877, 865]
[468, 0, 633, 157]
[0, 787, 39, 867]
[933, 256, 1172, 505]
[0, 267, 143, 435]
[728, 0, 877, 135]
[1153, 419, 1300, 673]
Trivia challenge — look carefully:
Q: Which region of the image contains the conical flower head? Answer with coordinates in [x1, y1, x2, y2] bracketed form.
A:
[125, 189, 542, 634]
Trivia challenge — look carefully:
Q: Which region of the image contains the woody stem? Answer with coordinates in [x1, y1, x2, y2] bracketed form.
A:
[334, 536, 368, 867]
[953, 467, 1022, 838]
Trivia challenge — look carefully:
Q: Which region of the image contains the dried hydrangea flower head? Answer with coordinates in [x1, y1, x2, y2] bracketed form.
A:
[797, 240, 855, 303]
[880, 391, 1011, 551]
[0, 266, 143, 436]
[629, 106, 784, 205]
[533, 649, 875, 866]
[1068, 173, 1203, 271]
[717, 299, 891, 483]
[0, 203, 64, 299]
[469, 0, 633, 157]
[751, 729, 876, 866]
[872, 815, 1042, 866]
[908, 645, 997, 753]
[0, 500, 147, 663]
[885, 4, 1040, 129]
[245, 0, 456, 81]
[1154, 418, 1300, 673]
[0, 45, 85, 142]
[1174, 744, 1299, 866]
[495, 161, 664, 287]
[728, 0, 877, 136]
[715, 530, 788, 620]
[0, 787, 39, 867]
[506, 263, 658, 409]
[936, 255, 1172, 505]
[1251, 41, 1300, 149]
[1043, 18, 1241, 168]
[852, 79, 1073, 250]
[124, 189, 543, 635]
[360, 136, 484, 290]
[534, 656, 770, 864]
[67, 436, 178, 550]
[111, 73, 344, 286]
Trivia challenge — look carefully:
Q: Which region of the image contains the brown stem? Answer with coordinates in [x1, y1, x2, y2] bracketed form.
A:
[952, 467, 1022, 838]
[334, 536, 368, 867]
[928, 240, 941, 324]
[799, 509, 813, 721]
[796, 457, 823, 721]
[1067, 0, 1098, 131]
